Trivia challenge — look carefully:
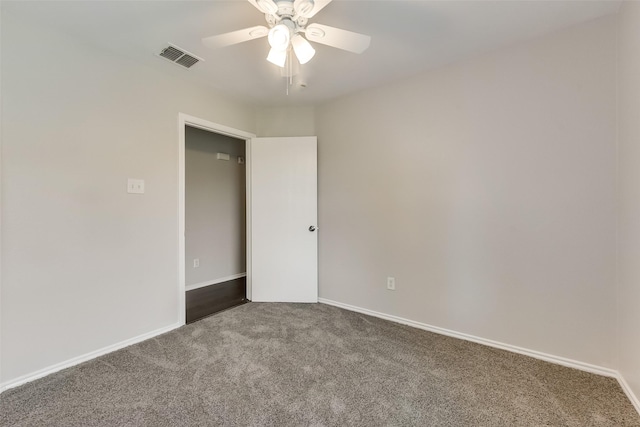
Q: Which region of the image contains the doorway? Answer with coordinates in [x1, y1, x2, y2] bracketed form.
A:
[178, 113, 255, 325]
[184, 126, 246, 322]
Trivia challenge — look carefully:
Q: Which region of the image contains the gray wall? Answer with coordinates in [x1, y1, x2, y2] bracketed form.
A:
[185, 127, 246, 287]
[0, 8, 255, 384]
[315, 16, 617, 368]
[617, 0, 640, 407]
[256, 106, 315, 137]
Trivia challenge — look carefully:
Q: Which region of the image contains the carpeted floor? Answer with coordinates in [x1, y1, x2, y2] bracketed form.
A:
[1, 303, 639, 426]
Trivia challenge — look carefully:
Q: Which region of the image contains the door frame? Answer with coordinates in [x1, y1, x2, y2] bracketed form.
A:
[177, 113, 256, 325]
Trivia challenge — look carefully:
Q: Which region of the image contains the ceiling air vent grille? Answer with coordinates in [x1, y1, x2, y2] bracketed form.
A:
[158, 44, 203, 69]
[176, 55, 200, 68]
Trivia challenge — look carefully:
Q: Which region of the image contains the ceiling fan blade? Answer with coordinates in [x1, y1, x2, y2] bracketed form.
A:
[305, 0, 332, 18]
[247, 0, 278, 14]
[202, 26, 269, 49]
[305, 23, 371, 54]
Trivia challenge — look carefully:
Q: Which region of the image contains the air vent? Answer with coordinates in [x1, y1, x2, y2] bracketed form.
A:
[158, 44, 203, 69]
[176, 55, 199, 68]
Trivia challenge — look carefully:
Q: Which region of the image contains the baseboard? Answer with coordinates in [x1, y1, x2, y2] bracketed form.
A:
[2, 300, 638, 416]
[318, 298, 640, 415]
[318, 298, 618, 377]
[616, 373, 640, 415]
[185, 272, 247, 292]
[0, 322, 182, 393]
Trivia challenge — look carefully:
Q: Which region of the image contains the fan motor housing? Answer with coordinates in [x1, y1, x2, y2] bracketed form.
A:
[276, 1, 295, 17]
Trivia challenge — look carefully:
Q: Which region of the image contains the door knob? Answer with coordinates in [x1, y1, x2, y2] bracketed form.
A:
[309, 226, 317, 232]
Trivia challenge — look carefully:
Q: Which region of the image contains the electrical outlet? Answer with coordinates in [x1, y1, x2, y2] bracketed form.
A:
[387, 277, 396, 290]
[193, 258, 200, 268]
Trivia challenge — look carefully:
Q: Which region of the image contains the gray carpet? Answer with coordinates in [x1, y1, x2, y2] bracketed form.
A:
[1, 303, 639, 426]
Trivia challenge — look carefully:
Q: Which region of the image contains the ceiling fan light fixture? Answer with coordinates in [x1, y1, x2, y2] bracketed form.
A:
[291, 34, 315, 64]
[268, 24, 291, 51]
[267, 47, 287, 67]
[294, 0, 315, 17]
[255, 0, 278, 15]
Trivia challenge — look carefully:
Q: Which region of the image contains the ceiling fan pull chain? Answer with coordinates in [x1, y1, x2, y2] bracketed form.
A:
[289, 53, 293, 86]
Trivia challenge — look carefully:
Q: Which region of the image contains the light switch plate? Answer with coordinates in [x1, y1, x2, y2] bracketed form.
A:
[127, 179, 145, 194]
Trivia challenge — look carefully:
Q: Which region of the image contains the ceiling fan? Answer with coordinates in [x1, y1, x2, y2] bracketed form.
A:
[201, 0, 371, 69]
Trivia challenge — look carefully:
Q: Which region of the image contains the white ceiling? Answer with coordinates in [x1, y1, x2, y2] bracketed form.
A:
[4, 0, 621, 107]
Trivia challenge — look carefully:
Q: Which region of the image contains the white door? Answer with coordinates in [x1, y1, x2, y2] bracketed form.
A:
[250, 136, 318, 302]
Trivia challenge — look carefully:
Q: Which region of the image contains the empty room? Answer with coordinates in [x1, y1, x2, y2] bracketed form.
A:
[1, 0, 639, 425]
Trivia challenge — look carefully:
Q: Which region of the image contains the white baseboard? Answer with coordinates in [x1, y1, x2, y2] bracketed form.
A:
[318, 298, 640, 415]
[2, 300, 638, 417]
[0, 322, 182, 393]
[318, 298, 618, 376]
[185, 272, 247, 292]
[616, 373, 640, 415]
